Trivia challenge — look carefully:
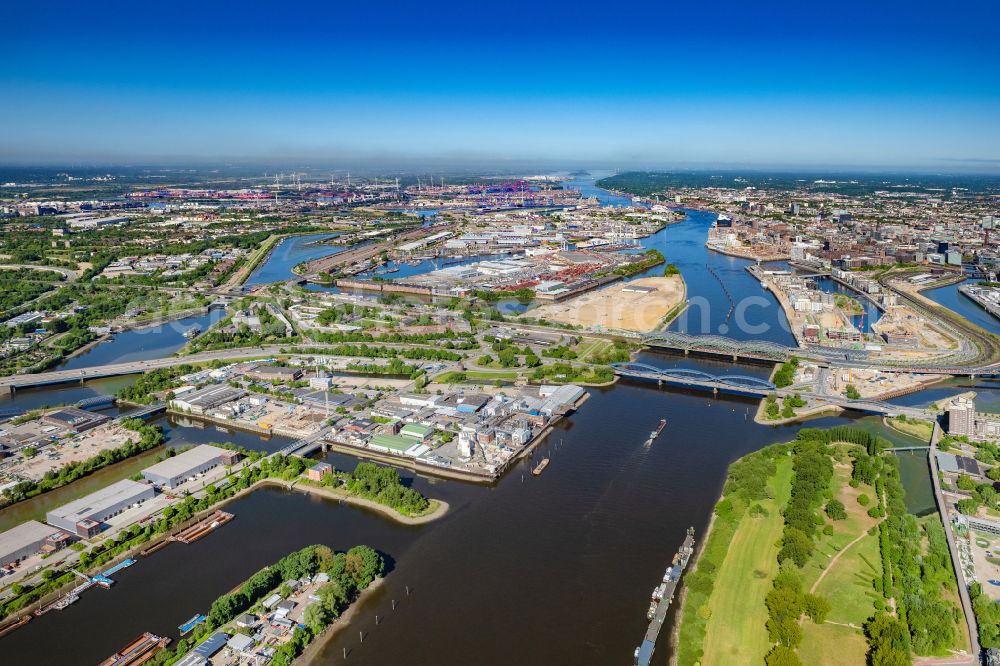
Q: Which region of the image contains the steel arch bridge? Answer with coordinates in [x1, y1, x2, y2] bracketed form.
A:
[641, 331, 792, 361]
[610, 362, 777, 390]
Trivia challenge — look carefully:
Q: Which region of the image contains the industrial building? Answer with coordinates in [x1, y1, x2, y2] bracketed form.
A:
[169, 385, 247, 415]
[0, 520, 72, 566]
[141, 444, 234, 489]
[47, 479, 155, 537]
[244, 365, 302, 382]
[369, 433, 428, 458]
[42, 407, 111, 433]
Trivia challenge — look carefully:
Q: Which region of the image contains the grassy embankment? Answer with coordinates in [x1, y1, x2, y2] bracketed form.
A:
[884, 414, 934, 442]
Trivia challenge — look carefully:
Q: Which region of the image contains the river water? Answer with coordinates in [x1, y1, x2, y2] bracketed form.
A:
[0, 173, 982, 665]
[55, 308, 227, 372]
[925, 281, 1000, 336]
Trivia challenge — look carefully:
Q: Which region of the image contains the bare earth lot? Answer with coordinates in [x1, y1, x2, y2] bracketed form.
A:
[530, 276, 684, 332]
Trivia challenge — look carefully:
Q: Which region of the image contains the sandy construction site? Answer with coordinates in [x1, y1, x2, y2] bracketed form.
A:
[530, 276, 685, 332]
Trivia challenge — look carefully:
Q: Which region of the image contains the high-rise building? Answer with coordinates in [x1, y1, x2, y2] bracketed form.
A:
[948, 397, 975, 437]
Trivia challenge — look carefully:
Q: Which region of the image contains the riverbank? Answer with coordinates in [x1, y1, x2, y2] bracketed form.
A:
[705, 240, 790, 261]
[299, 576, 385, 665]
[166, 408, 315, 440]
[54, 333, 110, 361]
[324, 441, 495, 484]
[291, 479, 449, 525]
[222, 232, 284, 289]
[753, 397, 842, 425]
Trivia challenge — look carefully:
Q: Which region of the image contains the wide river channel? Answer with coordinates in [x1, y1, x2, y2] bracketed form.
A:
[0, 172, 992, 665]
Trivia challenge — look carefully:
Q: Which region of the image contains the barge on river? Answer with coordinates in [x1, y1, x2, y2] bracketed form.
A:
[644, 419, 666, 446]
[172, 510, 234, 544]
[633, 527, 695, 666]
[99, 632, 171, 666]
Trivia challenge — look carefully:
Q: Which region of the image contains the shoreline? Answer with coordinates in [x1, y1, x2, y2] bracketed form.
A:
[0, 472, 445, 631]
[670, 509, 717, 666]
[704, 241, 790, 262]
[56, 333, 111, 361]
[299, 576, 385, 665]
[290, 480, 449, 525]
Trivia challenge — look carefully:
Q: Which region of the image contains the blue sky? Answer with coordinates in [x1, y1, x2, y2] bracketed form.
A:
[2, 0, 999, 170]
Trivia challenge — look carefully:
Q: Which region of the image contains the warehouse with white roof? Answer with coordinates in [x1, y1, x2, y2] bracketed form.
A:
[0, 520, 72, 566]
[47, 479, 154, 537]
[142, 444, 232, 489]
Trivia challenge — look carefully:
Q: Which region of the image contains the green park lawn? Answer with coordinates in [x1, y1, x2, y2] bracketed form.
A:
[700, 456, 793, 665]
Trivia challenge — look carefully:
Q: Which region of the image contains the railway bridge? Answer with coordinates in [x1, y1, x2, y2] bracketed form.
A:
[611, 362, 929, 417]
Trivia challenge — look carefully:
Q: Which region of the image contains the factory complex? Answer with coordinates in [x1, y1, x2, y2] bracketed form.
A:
[329, 383, 586, 478]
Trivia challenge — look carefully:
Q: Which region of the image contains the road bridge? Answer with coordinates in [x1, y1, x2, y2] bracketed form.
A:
[0, 342, 451, 394]
[640, 330, 1000, 376]
[277, 429, 330, 458]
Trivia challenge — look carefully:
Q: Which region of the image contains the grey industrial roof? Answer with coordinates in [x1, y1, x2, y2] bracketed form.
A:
[0, 520, 62, 556]
[936, 452, 960, 474]
[142, 444, 228, 480]
[193, 632, 228, 658]
[176, 384, 245, 406]
[47, 479, 151, 524]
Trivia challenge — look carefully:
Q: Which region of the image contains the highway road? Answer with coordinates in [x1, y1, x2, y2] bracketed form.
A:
[0, 344, 449, 392]
[928, 421, 982, 665]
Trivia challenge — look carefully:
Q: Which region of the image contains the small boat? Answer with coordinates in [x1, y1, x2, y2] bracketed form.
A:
[178, 614, 206, 635]
[532, 458, 550, 476]
[183, 326, 201, 339]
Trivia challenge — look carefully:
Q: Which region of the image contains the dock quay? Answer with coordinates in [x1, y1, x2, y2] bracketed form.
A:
[93, 558, 137, 587]
[633, 527, 695, 666]
[99, 632, 171, 666]
[172, 510, 234, 543]
[960, 284, 1000, 321]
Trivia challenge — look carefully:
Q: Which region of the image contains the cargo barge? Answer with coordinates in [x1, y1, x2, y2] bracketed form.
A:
[99, 632, 171, 666]
[644, 419, 666, 446]
[633, 527, 695, 666]
[532, 458, 550, 476]
[172, 510, 234, 544]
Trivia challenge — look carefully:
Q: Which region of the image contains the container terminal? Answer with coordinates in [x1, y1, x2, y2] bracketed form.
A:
[633, 527, 695, 666]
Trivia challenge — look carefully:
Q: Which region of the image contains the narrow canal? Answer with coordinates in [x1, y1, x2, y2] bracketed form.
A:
[0, 173, 975, 664]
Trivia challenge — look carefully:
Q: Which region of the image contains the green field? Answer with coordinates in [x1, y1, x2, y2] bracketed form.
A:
[700, 457, 793, 665]
[433, 370, 519, 383]
[885, 416, 934, 442]
[791, 456, 882, 663]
